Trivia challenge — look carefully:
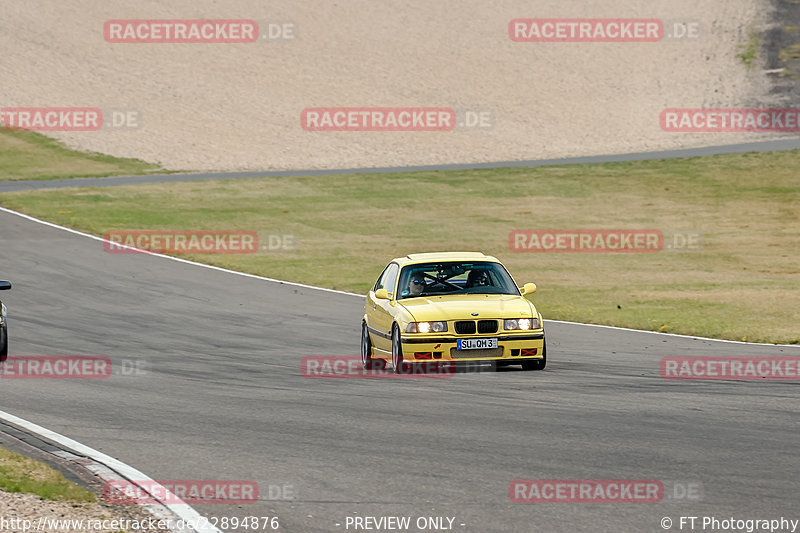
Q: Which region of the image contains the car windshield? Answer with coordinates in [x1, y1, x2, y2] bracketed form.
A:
[397, 261, 519, 299]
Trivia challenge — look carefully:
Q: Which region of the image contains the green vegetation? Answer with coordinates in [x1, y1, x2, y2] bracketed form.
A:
[780, 42, 800, 62]
[0, 130, 164, 181]
[0, 446, 95, 502]
[737, 32, 759, 68]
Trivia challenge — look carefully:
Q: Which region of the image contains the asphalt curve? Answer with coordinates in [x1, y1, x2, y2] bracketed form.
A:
[1, 209, 799, 533]
[2, 137, 800, 193]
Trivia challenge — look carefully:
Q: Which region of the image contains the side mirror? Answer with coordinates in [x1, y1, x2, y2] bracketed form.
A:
[0, 281, 11, 291]
[374, 288, 390, 300]
[520, 282, 536, 296]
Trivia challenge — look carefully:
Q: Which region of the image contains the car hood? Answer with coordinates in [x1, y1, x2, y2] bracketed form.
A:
[398, 294, 535, 321]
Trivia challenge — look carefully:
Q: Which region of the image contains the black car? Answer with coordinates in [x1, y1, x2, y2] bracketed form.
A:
[0, 281, 10, 361]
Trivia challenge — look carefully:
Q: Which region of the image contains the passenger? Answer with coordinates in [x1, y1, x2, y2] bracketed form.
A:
[465, 269, 491, 288]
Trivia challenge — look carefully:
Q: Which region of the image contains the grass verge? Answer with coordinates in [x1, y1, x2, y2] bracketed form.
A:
[737, 31, 759, 68]
[0, 446, 95, 502]
[0, 130, 164, 181]
[0, 149, 798, 343]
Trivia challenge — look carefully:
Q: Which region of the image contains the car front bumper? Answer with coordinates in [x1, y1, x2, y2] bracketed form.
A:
[400, 332, 545, 362]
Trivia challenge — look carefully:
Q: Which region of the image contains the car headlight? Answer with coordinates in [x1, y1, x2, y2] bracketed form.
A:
[504, 318, 539, 330]
[0, 303, 5, 325]
[406, 321, 448, 333]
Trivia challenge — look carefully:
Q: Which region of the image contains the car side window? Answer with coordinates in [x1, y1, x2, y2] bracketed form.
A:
[373, 265, 391, 292]
[382, 263, 399, 295]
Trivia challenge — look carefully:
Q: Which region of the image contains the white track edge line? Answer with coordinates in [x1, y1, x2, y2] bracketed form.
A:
[2, 205, 798, 348]
[0, 410, 221, 533]
[0, 206, 360, 297]
[543, 319, 799, 347]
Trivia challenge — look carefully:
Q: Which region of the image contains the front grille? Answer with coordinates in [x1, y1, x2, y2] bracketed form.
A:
[450, 347, 503, 359]
[454, 320, 498, 334]
[477, 320, 498, 334]
[455, 321, 476, 334]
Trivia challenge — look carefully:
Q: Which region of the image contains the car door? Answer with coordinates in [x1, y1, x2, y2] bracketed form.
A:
[366, 263, 399, 353]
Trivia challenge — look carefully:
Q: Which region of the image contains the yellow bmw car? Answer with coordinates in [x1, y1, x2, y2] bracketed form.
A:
[361, 252, 546, 373]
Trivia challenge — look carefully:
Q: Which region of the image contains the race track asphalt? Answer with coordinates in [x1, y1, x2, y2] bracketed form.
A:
[2, 137, 800, 193]
[1, 209, 799, 532]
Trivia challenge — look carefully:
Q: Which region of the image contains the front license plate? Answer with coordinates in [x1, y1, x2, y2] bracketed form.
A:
[457, 338, 498, 350]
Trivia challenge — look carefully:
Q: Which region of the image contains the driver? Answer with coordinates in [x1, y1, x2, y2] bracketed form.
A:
[408, 271, 426, 296]
[466, 269, 491, 288]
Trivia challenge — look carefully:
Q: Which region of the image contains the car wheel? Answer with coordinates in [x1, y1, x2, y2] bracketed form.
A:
[0, 326, 7, 362]
[521, 338, 546, 371]
[361, 322, 377, 369]
[391, 325, 406, 374]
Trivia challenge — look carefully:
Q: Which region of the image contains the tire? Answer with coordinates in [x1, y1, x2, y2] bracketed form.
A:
[391, 325, 407, 374]
[361, 322, 374, 369]
[521, 338, 546, 371]
[0, 326, 7, 362]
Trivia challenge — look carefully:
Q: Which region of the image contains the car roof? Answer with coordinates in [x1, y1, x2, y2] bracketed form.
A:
[391, 252, 500, 267]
